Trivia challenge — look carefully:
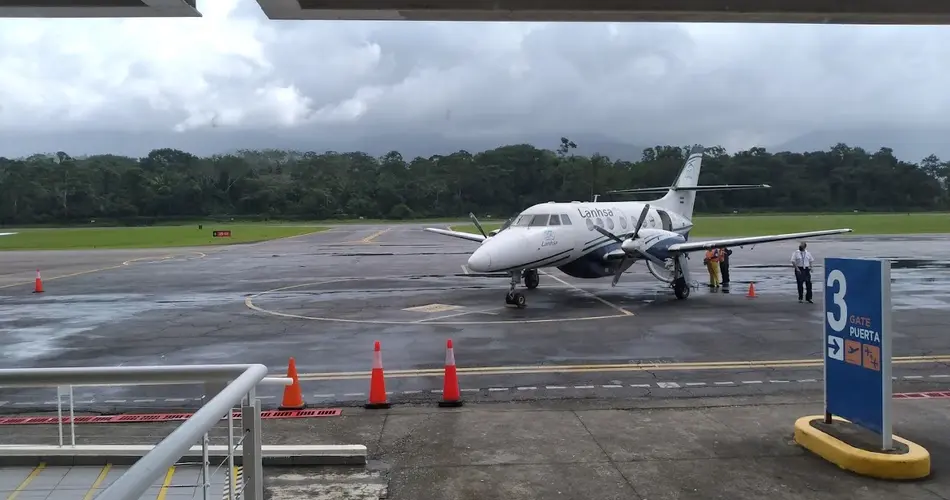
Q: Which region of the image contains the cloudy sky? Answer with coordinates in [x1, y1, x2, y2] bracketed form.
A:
[2, 0, 950, 160]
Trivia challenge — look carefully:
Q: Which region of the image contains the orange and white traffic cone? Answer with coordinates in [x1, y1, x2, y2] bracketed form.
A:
[279, 357, 305, 410]
[33, 269, 44, 294]
[439, 339, 463, 407]
[365, 341, 391, 409]
[747, 282, 756, 298]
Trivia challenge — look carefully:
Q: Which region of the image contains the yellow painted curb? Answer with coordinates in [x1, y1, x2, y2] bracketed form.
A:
[793, 415, 930, 480]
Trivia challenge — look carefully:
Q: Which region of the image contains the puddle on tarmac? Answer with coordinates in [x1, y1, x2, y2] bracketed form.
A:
[0, 293, 241, 364]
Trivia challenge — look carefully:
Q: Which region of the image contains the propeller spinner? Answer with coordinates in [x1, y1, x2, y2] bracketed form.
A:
[593, 203, 651, 286]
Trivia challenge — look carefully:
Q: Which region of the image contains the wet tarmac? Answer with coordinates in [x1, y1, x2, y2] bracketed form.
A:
[1, 224, 950, 413]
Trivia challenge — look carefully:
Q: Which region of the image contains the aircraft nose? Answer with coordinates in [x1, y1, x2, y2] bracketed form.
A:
[467, 247, 492, 272]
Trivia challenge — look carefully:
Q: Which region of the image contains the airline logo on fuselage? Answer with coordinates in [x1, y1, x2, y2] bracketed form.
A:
[576, 207, 614, 218]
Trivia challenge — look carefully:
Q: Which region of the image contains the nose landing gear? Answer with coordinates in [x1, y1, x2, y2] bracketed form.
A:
[504, 270, 534, 308]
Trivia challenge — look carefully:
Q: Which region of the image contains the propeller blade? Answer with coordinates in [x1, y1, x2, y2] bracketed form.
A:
[593, 224, 624, 244]
[469, 212, 488, 238]
[632, 203, 650, 238]
[611, 257, 626, 286]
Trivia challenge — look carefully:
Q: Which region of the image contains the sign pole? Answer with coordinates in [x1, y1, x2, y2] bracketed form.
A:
[823, 257, 893, 451]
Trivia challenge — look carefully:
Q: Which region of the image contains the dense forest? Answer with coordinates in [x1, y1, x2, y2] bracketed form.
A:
[0, 139, 947, 225]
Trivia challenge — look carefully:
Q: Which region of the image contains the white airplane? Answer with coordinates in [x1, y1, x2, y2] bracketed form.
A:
[423, 145, 853, 308]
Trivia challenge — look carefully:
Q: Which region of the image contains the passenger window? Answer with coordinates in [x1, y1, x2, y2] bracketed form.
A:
[529, 215, 549, 226]
[595, 217, 604, 228]
[560, 214, 572, 225]
[605, 217, 614, 230]
[548, 214, 560, 225]
[585, 218, 594, 231]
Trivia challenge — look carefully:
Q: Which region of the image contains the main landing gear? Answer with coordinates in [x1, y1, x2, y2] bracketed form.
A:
[504, 269, 539, 308]
[671, 256, 690, 300]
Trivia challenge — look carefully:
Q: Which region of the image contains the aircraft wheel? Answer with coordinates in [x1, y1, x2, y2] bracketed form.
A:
[673, 278, 690, 300]
[523, 270, 540, 289]
[512, 292, 526, 308]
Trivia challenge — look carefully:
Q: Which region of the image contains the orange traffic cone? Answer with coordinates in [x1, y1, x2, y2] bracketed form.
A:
[279, 357, 305, 410]
[365, 341, 391, 409]
[32, 269, 44, 294]
[747, 282, 756, 298]
[439, 339, 463, 407]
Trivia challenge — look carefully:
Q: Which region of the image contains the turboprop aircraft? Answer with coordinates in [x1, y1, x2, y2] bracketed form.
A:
[423, 145, 853, 308]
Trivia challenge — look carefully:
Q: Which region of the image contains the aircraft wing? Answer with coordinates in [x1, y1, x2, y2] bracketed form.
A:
[423, 227, 486, 243]
[667, 228, 853, 253]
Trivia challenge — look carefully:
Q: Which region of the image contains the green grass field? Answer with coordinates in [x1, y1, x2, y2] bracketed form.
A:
[0, 224, 329, 250]
[447, 213, 950, 237]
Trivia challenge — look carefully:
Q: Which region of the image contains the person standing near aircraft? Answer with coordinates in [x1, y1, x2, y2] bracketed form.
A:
[719, 247, 732, 286]
[704, 248, 721, 288]
[791, 241, 814, 303]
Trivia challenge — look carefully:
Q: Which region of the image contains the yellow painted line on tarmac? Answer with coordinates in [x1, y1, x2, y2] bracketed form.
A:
[294, 355, 950, 382]
[7, 462, 45, 500]
[156, 466, 176, 500]
[0, 251, 207, 290]
[359, 227, 392, 244]
[83, 464, 112, 500]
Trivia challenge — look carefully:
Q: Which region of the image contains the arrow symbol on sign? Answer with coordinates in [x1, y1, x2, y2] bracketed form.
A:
[828, 337, 841, 355]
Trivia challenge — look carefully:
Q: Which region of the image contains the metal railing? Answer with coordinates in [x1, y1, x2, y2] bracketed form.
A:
[0, 364, 291, 500]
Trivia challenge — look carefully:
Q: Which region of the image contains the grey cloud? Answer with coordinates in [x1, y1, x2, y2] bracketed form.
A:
[2, 1, 950, 161]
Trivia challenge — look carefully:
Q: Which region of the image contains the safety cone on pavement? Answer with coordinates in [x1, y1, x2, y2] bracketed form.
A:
[279, 357, 305, 410]
[366, 341, 391, 409]
[33, 269, 44, 294]
[439, 339, 463, 407]
[747, 282, 756, 298]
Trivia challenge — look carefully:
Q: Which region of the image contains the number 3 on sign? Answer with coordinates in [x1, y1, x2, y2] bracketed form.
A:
[826, 269, 847, 332]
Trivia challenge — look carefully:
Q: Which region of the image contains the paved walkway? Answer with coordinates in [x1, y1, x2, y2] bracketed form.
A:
[0, 464, 239, 500]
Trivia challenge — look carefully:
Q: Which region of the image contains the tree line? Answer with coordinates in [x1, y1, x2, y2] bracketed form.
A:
[0, 139, 947, 225]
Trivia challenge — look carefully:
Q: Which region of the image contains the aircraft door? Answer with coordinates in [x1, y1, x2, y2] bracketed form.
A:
[656, 209, 673, 231]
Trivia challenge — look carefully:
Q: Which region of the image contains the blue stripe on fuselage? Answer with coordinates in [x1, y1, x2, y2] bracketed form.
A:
[557, 236, 684, 279]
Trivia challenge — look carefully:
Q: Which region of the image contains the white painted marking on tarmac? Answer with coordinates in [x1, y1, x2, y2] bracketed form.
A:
[798, 379, 818, 383]
[258, 396, 276, 399]
[165, 398, 188, 402]
[402, 390, 421, 395]
[574, 385, 595, 389]
[741, 380, 763, 385]
[314, 394, 334, 398]
[133, 399, 155, 403]
[461, 265, 470, 274]
[602, 384, 623, 388]
[461, 388, 479, 393]
[685, 382, 707, 387]
[903, 375, 923, 379]
[714, 381, 734, 386]
[430, 389, 443, 394]
[546, 385, 566, 390]
[539, 270, 634, 316]
[43, 401, 57, 405]
[488, 387, 508, 392]
[0, 401, 7, 406]
[104, 400, 126, 403]
[930, 374, 950, 378]
[656, 382, 680, 388]
[77, 400, 96, 404]
[517, 386, 537, 391]
[769, 380, 789, 384]
[343, 393, 365, 397]
[630, 384, 651, 388]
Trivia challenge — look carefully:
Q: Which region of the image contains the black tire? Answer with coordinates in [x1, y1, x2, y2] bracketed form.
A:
[513, 292, 526, 308]
[674, 278, 690, 300]
[523, 270, 540, 289]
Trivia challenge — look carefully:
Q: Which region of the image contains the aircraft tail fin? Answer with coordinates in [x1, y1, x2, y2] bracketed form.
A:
[606, 145, 770, 220]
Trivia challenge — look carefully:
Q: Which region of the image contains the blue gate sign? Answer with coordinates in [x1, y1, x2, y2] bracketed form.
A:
[823, 257, 892, 449]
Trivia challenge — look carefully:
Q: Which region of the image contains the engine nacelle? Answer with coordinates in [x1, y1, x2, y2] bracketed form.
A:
[646, 259, 675, 283]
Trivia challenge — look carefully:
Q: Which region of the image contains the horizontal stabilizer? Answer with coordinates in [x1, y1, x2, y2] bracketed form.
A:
[423, 227, 486, 243]
[608, 184, 770, 195]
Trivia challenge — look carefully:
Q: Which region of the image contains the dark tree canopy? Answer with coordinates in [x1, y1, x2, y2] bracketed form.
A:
[0, 140, 947, 225]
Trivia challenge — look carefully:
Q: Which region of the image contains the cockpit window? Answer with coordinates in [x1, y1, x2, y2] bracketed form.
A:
[528, 214, 549, 226]
[548, 214, 560, 225]
[560, 214, 572, 225]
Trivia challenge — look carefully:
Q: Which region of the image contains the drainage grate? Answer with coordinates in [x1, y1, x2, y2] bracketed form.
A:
[894, 391, 950, 399]
[0, 408, 342, 426]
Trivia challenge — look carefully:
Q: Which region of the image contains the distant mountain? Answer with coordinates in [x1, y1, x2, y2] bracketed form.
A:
[3, 126, 948, 163]
[771, 127, 950, 162]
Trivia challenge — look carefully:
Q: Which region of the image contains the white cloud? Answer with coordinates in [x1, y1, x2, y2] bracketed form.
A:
[2, 0, 950, 159]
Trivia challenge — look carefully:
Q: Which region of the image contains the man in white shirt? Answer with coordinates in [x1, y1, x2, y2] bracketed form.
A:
[790, 241, 815, 303]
